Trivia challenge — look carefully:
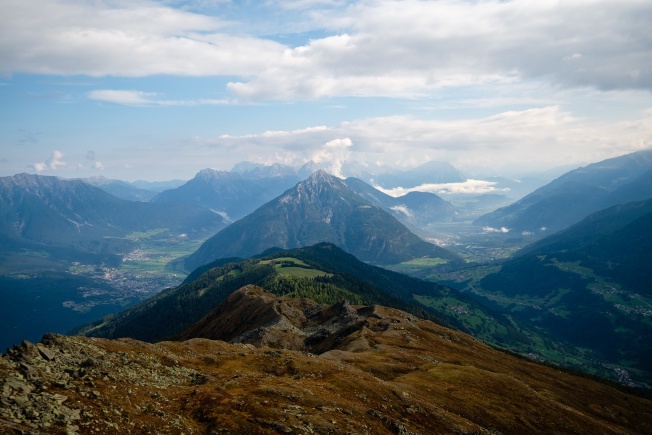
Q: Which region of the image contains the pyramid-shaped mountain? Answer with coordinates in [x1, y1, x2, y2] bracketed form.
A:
[185, 171, 460, 270]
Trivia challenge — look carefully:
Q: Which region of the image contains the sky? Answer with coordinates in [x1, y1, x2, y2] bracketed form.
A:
[1, 0, 651, 182]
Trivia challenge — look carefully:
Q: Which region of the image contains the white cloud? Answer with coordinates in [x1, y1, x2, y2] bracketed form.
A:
[376, 180, 508, 197]
[87, 89, 231, 107]
[324, 138, 352, 149]
[88, 90, 158, 106]
[93, 161, 104, 170]
[269, 0, 349, 10]
[210, 210, 232, 223]
[0, 0, 283, 77]
[2, 0, 650, 99]
[33, 150, 66, 172]
[390, 205, 413, 218]
[483, 226, 510, 234]
[33, 162, 48, 173]
[197, 106, 652, 173]
[227, 0, 652, 99]
[310, 137, 353, 178]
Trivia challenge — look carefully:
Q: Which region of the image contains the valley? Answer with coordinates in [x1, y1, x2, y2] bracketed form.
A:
[412, 255, 652, 387]
[4, 2, 651, 431]
[2, 151, 652, 393]
[0, 229, 204, 351]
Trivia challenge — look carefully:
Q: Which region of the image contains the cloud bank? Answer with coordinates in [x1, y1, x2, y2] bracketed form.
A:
[2, 0, 650, 99]
[377, 180, 509, 197]
[194, 106, 652, 173]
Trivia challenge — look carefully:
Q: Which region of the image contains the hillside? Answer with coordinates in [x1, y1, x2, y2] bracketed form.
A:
[441, 199, 652, 387]
[344, 177, 456, 228]
[0, 173, 226, 258]
[475, 150, 652, 234]
[152, 168, 300, 221]
[373, 160, 466, 188]
[77, 244, 525, 350]
[2, 287, 651, 434]
[185, 171, 460, 271]
[516, 197, 652, 294]
[79, 176, 158, 201]
[0, 173, 229, 351]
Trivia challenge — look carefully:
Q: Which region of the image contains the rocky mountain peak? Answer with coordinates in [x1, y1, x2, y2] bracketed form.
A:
[232, 162, 297, 179]
[308, 169, 334, 181]
[195, 168, 239, 182]
[276, 170, 347, 206]
[290, 170, 351, 201]
[185, 167, 459, 269]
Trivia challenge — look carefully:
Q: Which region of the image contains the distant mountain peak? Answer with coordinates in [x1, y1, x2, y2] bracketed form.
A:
[232, 161, 297, 178]
[185, 169, 459, 269]
[310, 168, 330, 178]
[196, 168, 235, 179]
[305, 170, 342, 187]
[281, 170, 354, 207]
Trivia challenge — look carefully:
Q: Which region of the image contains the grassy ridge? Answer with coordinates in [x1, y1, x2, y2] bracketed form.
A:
[77, 244, 528, 353]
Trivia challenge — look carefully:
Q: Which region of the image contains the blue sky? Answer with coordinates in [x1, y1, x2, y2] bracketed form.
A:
[1, 0, 651, 181]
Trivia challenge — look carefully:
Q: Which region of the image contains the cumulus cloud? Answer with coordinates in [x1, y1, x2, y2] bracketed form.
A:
[33, 150, 66, 173]
[0, 0, 283, 77]
[227, 0, 652, 99]
[93, 161, 104, 170]
[197, 106, 652, 173]
[311, 137, 353, 177]
[2, 1, 650, 99]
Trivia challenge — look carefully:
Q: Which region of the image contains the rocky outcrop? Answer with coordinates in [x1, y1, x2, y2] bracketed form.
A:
[177, 285, 374, 354]
[2, 288, 652, 434]
[0, 335, 204, 433]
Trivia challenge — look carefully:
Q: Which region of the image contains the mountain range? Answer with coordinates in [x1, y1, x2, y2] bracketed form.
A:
[79, 176, 159, 201]
[77, 158, 555, 237]
[151, 168, 301, 221]
[0, 173, 227, 260]
[184, 171, 461, 270]
[150, 160, 468, 228]
[343, 177, 456, 228]
[3, 149, 652, 399]
[475, 150, 652, 234]
[442, 197, 652, 386]
[3, 286, 651, 434]
[370, 160, 466, 188]
[1, 151, 652, 434]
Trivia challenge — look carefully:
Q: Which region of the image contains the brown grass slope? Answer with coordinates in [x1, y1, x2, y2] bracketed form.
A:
[1, 286, 651, 434]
